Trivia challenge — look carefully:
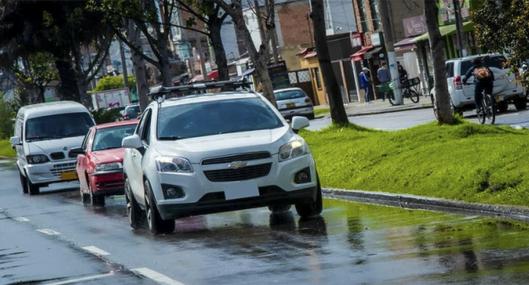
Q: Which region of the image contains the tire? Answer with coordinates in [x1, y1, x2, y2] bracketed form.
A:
[295, 176, 323, 218]
[19, 172, 28, 194]
[409, 90, 420, 103]
[80, 190, 90, 205]
[90, 193, 105, 207]
[268, 204, 291, 214]
[514, 96, 527, 111]
[307, 113, 315, 120]
[497, 101, 508, 113]
[27, 178, 40, 195]
[144, 180, 174, 234]
[125, 179, 142, 230]
[484, 94, 496, 124]
[387, 92, 396, 106]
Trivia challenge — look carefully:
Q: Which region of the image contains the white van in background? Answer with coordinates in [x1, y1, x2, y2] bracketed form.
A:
[10, 101, 95, 195]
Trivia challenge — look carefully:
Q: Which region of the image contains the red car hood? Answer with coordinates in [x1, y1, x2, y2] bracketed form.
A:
[91, 148, 125, 164]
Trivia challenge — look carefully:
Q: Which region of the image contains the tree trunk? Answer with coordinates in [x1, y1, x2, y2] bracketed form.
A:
[127, 21, 150, 111]
[230, 2, 276, 106]
[157, 34, 175, 86]
[310, 0, 348, 125]
[425, 0, 455, 124]
[209, 20, 229, 81]
[55, 58, 81, 102]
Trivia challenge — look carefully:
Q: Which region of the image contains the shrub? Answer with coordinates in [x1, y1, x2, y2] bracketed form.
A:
[0, 93, 15, 139]
[92, 75, 136, 92]
[91, 108, 122, 124]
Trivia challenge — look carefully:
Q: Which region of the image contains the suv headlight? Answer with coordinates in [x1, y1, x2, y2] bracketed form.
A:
[278, 138, 307, 162]
[26, 154, 49, 164]
[95, 162, 123, 172]
[156, 156, 193, 173]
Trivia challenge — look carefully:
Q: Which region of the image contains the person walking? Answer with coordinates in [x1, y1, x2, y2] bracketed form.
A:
[359, 67, 371, 103]
[377, 62, 391, 101]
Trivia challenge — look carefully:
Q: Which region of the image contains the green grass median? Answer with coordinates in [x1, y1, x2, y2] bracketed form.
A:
[303, 121, 529, 207]
[0, 140, 15, 158]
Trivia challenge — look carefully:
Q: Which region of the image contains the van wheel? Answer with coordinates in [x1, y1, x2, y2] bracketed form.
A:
[19, 172, 28, 194]
[497, 101, 509, 113]
[125, 179, 142, 229]
[144, 180, 174, 234]
[514, 96, 527, 111]
[295, 176, 323, 218]
[90, 193, 105, 207]
[27, 178, 40, 195]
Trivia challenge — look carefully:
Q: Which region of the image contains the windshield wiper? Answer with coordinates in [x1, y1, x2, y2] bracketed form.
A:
[158, 136, 184, 140]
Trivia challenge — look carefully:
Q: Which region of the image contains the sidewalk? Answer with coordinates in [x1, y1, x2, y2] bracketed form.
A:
[315, 97, 433, 117]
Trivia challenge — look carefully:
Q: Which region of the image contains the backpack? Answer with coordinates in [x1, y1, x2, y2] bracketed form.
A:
[474, 67, 492, 80]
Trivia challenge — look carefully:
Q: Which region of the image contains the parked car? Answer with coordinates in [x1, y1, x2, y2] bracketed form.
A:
[121, 104, 141, 120]
[122, 88, 322, 234]
[10, 101, 95, 195]
[273, 88, 315, 120]
[75, 120, 138, 206]
[431, 54, 526, 113]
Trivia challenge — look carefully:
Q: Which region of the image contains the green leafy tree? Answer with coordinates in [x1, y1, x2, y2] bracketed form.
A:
[92, 75, 137, 92]
[0, 92, 15, 138]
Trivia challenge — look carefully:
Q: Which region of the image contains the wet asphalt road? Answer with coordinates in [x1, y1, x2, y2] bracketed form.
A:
[3, 159, 529, 284]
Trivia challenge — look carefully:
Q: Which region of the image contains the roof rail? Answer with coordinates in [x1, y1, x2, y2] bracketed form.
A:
[148, 79, 252, 102]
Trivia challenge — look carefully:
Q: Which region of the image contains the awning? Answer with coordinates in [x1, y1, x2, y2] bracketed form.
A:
[394, 37, 417, 48]
[365, 47, 384, 59]
[414, 21, 474, 42]
[207, 70, 218, 80]
[350, 45, 374, 62]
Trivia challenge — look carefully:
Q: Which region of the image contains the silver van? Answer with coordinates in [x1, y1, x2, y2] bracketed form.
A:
[10, 101, 95, 195]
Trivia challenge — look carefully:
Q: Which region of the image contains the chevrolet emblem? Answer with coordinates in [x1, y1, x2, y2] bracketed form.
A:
[228, 161, 247, 169]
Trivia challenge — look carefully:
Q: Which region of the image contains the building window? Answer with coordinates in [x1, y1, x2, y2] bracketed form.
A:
[357, 0, 368, 32]
[369, 0, 380, 30]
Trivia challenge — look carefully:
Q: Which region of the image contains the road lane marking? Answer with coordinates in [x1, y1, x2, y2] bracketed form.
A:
[14, 217, 30, 222]
[44, 272, 114, 285]
[82, 245, 110, 256]
[36, 228, 61, 236]
[132, 267, 185, 285]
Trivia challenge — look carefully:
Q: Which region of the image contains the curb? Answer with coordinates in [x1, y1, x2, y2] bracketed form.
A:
[323, 188, 529, 222]
[347, 104, 432, 117]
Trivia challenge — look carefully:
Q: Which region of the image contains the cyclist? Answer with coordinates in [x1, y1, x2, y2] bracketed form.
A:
[463, 57, 495, 109]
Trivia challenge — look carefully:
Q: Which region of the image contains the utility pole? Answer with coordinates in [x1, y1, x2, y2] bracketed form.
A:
[378, 0, 402, 105]
[265, 0, 280, 63]
[254, 0, 270, 61]
[452, 0, 467, 57]
[118, 38, 129, 90]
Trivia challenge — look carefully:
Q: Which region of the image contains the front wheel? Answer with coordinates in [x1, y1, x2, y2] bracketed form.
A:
[19, 172, 28, 194]
[144, 180, 175, 235]
[387, 92, 396, 106]
[27, 178, 40, 195]
[514, 96, 527, 111]
[125, 179, 143, 230]
[295, 176, 323, 218]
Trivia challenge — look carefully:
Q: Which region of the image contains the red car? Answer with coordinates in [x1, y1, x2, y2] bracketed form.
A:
[76, 120, 137, 206]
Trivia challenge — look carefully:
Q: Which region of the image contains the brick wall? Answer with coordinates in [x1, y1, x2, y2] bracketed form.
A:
[277, 1, 312, 47]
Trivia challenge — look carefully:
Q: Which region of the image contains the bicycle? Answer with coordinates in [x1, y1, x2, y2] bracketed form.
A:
[465, 83, 496, 124]
[378, 77, 421, 106]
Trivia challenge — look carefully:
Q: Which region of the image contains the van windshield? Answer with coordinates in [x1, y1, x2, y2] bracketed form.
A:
[25, 112, 94, 142]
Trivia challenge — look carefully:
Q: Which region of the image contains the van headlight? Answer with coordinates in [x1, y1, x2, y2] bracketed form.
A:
[26, 154, 49, 164]
[156, 156, 194, 173]
[95, 162, 122, 172]
[278, 139, 307, 162]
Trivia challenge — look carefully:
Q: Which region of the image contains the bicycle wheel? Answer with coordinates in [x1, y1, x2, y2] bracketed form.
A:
[484, 93, 496, 124]
[476, 103, 486, 125]
[409, 89, 420, 103]
[387, 92, 396, 106]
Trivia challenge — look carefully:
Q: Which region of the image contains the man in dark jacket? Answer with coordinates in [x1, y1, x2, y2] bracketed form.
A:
[463, 57, 495, 108]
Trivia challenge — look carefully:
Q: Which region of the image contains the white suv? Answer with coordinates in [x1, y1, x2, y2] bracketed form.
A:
[431, 54, 526, 113]
[122, 86, 322, 234]
[10, 101, 95, 195]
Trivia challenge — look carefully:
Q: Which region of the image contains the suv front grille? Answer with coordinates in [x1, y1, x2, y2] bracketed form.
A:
[50, 152, 65, 160]
[202, 152, 271, 165]
[204, 163, 272, 182]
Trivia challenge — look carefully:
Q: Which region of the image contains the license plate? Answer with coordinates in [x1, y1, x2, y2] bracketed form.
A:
[223, 181, 259, 200]
[60, 171, 78, 181]
[286, 103, 295, 108]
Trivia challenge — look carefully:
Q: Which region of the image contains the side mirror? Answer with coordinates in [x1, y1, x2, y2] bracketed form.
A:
[122, 134, 142, 149]
[69, 148, 85, 157]
[10, 136, 21, 147]
[291, 116, 310, 131]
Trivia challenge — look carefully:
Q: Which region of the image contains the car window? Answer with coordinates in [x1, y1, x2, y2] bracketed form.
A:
[157, 98, 284, 140]
[274, 90, 306, 101]
[139, 110, 152, 145]
[461, 60, 473, 76]
[92, 124, 137, 151]
[136, 109, 150, 136]
[446, 62, 454, 78]
[81, 129, 92, 151]
[25, 112, 94, 142]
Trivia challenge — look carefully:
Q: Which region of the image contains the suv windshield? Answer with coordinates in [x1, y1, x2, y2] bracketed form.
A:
[92, 124, 137, 151]
[157, 98, 284, 140]
[25, 112, 94, 142]
[461, 56, 507, 75]
[275, 90, 305, 101]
